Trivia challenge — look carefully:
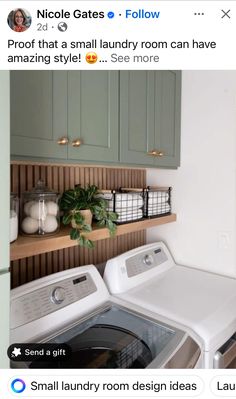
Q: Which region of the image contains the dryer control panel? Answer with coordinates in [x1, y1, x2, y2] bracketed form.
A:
[126, 247, 168, 277]
[104, 242, 175, 294]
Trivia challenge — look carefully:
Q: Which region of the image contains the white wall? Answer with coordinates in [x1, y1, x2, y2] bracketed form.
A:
[147, 71, 236, 277]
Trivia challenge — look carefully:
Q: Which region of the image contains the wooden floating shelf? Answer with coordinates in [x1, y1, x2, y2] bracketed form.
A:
[10, 214, 176, 261]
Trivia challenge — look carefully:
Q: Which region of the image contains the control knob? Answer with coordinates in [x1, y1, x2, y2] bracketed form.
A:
[51, 287, 66, 304]
[142, 254, 154, 266]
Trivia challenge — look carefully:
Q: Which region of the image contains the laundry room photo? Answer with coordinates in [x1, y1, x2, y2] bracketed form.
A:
[1, 70, 236, 369]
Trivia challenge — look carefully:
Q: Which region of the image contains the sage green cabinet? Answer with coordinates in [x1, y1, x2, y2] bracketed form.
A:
[0, 71, 10, 368]
[10, 71, 119, 163]
[67, 71, 119, 163]
[11, 70, 181, 168]
[120, 71, 181, 168]
[11, 71, 68, 159]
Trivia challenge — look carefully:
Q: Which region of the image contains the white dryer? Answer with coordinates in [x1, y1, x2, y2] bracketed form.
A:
[10, 263, 200, 369]
[104, 242, 236, 368]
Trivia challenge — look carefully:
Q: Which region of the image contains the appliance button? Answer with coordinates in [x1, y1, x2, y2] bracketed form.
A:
[51, 287, 66, 304]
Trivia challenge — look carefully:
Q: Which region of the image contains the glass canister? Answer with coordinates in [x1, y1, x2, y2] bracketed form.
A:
[10, 193, 19, 243]
[21, 180, 60, 236]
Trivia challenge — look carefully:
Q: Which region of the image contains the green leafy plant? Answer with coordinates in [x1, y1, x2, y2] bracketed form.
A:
[60, 184, 118, 248]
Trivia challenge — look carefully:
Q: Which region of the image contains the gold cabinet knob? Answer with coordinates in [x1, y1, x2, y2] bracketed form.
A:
[72, 139, 82, 147]
[147, 149, 164, 157]
[57, 137, 69, 145]
[149, 149, 158, 156]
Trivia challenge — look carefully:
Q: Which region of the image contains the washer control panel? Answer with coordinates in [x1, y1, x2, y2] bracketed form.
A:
[126, 247, 168, 277]
[11, 273, 97, 329]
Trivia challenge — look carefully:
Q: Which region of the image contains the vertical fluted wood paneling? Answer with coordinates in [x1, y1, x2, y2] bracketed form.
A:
[10, 162, 147, 288]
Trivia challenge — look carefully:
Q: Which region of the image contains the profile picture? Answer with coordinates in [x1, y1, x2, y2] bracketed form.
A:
[8, 8, 32, 32]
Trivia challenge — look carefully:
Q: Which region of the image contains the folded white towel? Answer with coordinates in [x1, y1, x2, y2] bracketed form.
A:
[99, 193, 143, 210]
[117, 209, 143, 223]
[116, 207, 142, 216]
[145, 204, 171, 216]
[145, 191, 169, 205]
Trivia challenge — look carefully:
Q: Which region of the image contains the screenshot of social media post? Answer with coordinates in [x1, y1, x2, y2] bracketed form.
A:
[0, 1, 236, 398]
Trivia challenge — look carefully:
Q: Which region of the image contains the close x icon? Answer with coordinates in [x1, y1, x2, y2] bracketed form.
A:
[221, 9, 231, 19]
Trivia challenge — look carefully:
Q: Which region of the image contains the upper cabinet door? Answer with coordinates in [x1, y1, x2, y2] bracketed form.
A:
[10, 71, 68, 159]
[120, 71, 155, 166]
[120, 71, 181, 168]
[153, 71, 181, 168]
[67, 71, 119, 163]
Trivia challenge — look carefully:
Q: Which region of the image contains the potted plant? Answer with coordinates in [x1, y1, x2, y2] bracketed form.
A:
[60, 184, 118, 248]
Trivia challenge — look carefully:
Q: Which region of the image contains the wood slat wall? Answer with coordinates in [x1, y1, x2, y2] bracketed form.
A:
[10, 162, 147, 288]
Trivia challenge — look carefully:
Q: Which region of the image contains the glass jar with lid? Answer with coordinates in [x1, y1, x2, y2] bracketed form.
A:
[10, 193, 19, 243]
[21, 180, 60, 236]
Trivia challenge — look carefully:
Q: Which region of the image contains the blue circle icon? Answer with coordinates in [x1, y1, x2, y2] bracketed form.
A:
[107, 11, 115, 19]
[11, 379, 26, 393]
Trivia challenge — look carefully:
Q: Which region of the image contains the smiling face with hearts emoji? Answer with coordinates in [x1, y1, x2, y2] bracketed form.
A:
[86, 52, 98, 64]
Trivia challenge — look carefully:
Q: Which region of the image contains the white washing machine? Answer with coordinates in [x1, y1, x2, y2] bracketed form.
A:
[10, 264, 200, 369]
[104, 242, 236, 368]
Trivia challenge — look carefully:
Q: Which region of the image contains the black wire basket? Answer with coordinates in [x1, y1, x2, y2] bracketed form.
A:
[143, 186, 172, 218]
[99, 189, 144, 224]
